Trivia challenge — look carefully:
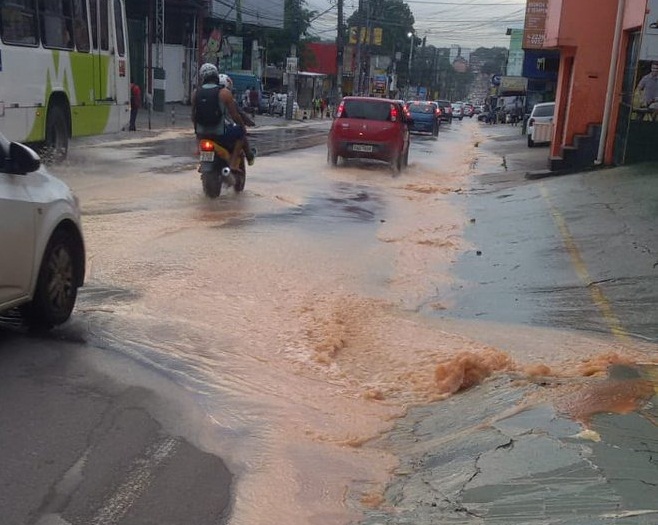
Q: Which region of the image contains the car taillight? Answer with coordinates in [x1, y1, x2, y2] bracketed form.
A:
[200, 140, 214, 152]
[435, 108, 441, 117]
[336, 101, 345, 118]
[529, 118, 535, 126]
[390, 104, 399, 122]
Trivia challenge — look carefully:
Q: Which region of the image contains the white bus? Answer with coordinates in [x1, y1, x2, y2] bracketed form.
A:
[0, 0, 130, 158]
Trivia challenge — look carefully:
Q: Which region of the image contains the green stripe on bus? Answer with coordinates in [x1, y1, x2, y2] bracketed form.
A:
[26, 50, 114, 141]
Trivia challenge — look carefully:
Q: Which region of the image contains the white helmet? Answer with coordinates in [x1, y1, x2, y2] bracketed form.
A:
[199, 63, 219, 83]
[218, 73, 233, 90]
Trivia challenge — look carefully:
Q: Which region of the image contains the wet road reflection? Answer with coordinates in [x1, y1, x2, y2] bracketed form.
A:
[46, 119, 657, 525]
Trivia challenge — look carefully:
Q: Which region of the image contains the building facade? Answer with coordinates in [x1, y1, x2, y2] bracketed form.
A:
[536, 0, 652, 168]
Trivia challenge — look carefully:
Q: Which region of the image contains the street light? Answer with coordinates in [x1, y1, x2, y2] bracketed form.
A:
[407, 32, 414, 99]
[407, 31, 414, 80]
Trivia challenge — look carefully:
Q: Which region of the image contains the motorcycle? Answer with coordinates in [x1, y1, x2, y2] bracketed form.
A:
[197, 138, 246, 198]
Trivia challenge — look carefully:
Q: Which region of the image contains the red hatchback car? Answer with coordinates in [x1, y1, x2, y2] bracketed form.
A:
[327, 97, 411, 171]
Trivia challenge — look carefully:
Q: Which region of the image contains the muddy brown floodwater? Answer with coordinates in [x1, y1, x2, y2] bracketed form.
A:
[52, 122, 658, 525]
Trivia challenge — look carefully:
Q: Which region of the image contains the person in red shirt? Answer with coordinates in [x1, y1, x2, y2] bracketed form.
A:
[129, 78, 141, 131]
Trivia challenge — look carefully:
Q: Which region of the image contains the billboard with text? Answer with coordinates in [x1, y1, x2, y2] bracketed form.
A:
[522, 0, 548, 49]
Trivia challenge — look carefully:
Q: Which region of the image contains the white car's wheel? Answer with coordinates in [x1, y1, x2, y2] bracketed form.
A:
[22, 229, 82, 328]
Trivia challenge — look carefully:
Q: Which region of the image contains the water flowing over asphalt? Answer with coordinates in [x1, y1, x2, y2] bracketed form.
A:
[49, 120, 657, 525]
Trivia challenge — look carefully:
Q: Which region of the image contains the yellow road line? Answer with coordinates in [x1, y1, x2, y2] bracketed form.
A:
[539, 184, 628, 341]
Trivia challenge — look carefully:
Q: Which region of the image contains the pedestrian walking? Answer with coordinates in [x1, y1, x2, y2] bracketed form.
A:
[129, 78, 141, 131]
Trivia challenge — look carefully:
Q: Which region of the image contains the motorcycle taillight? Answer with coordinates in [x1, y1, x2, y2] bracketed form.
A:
[200, 140, 215, 152]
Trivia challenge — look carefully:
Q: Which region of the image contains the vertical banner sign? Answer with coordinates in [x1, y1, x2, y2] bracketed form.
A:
[641, 0, 658, 60]
[631, 0, 658, 115]
[522, 1, 548, 49]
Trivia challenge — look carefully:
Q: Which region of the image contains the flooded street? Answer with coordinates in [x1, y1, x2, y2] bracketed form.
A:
[48, 119, 657, 525]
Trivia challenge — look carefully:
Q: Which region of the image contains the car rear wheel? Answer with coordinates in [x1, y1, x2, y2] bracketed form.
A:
[327, 148, 338, 166]
[391, 152, 403, 174]
[21, 229, 81, 328]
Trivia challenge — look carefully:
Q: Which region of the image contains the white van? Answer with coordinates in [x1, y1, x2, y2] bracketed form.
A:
[527, 102, 555, 147]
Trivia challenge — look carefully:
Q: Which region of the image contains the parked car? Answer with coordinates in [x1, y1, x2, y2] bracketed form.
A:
[435, 99, 453, 123]
[463, 103, 475, 118]
[0, 132, 85, 328]
[451, 102, 464, 120]
[527, 102, 556, 147]
[327, 97, 411, 171]
[406, 101, 440, 137]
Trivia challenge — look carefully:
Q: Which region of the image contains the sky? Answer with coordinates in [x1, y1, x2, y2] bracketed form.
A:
[304, 0, 527, 50]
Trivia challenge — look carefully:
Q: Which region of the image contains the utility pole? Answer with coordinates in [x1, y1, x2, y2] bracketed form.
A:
[354, 0, 363, 95]
[336, 0, 344, 101]
[363, 0, 371, 96]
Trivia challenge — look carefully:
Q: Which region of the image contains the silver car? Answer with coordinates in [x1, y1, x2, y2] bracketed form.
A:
[0, 133, 85, 328]
[451, 102, 464, 120]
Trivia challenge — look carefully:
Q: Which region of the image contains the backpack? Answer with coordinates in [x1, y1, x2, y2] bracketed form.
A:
[196, 85, 222, 126]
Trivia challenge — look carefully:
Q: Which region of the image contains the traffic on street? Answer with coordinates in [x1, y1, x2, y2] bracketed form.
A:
[1, 1, 658, 522]
[1, 112, 656, 525]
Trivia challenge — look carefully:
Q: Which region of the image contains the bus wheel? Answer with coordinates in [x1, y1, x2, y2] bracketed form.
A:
[44, 105, 69, 162]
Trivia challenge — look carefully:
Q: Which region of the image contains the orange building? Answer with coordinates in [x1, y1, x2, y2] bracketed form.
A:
[539, 0, 649, 168]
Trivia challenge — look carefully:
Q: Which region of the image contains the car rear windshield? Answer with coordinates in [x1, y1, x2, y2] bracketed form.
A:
[533, 105, 554, 117]
[409, 104, 435, 114]
[341, 100, 392, 121]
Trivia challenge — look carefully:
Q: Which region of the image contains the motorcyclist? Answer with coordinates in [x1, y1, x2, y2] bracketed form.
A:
[191, 64, 254, 173]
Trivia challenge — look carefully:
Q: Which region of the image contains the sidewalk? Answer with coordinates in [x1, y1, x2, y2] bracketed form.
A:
[134, 102, 332, 135]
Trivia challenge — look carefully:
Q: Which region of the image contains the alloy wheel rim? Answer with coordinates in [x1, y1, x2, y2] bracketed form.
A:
[46, 246, 73, 310]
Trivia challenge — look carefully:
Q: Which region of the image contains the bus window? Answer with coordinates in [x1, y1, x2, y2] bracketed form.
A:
[100, 0, 108, 50]
[72, 0, 89, 52]
[0, 0, 39, 46]
[90, 0, 109, 50]
[38, 0, 74, 50]
[89, 0, 97, 48]
[113, 0, 124, 57]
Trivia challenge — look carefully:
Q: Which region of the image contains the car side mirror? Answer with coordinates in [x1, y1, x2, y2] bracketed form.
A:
[6, 142, 41, 174]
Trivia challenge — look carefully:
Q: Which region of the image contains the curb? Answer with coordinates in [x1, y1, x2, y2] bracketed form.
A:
[525, 163, 610, 180]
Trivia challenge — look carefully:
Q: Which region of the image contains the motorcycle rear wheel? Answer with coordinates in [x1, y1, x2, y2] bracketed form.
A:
[201, 171, 222, 198]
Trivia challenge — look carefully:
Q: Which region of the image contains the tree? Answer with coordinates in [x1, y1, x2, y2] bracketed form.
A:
[472, 47, 508, 75]
[262, 0, 318, 67]
[346, 0, 415, 76]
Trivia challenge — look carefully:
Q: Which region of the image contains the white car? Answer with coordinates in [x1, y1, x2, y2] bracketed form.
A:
[527, 102, 555, 147]
[451, 102, 464, 120]
[0, 133, 85, 328]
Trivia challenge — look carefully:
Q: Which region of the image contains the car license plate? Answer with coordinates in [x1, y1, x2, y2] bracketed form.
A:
[199, 151, 214, 162]
[352, 144, 373, 152]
